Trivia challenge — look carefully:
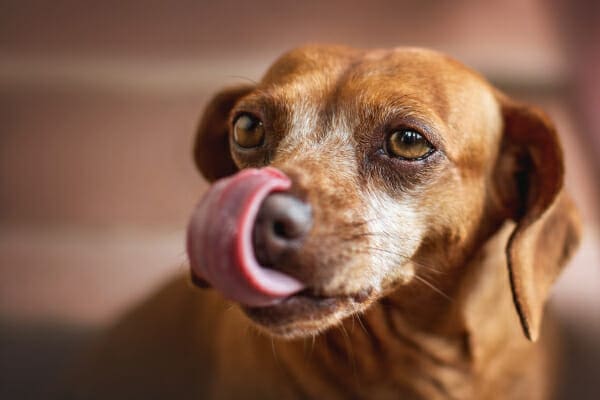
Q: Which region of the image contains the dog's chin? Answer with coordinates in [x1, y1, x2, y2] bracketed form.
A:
[241, 289, 376, 339]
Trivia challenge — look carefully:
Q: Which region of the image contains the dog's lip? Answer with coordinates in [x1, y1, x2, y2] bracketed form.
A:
[242, 287, 374, 327]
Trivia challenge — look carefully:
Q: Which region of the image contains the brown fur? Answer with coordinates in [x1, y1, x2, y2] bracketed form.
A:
[70, 45, 581, 399]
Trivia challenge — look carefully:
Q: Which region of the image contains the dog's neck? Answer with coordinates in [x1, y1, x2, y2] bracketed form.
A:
[276, 223, 541, 399]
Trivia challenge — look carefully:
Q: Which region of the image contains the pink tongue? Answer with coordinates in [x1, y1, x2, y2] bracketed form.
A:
[187, 167, 306, 307]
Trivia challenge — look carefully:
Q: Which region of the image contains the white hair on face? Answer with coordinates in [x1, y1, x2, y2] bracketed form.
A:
[281, 94, 424, 293]
[361, 188, 424, 290]
[279, 94, 357, 175]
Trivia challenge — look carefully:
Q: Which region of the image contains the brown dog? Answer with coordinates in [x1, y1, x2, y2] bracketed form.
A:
[72, 45, 581, 400]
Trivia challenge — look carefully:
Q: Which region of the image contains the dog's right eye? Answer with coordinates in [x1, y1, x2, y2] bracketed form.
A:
[233, 114, 265, 148]
[385, 129, 434, 160]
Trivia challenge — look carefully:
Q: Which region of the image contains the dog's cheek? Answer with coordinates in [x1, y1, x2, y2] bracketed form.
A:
[288, 170, 368, 293]
[361, 189, 424, 289]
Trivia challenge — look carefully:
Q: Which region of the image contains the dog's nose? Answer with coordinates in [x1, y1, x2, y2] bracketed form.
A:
[252, 193, 312, 267]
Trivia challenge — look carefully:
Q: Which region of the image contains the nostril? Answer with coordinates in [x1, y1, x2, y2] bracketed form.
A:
[273, 220, 290, 238]
[271, 211, 309, 240]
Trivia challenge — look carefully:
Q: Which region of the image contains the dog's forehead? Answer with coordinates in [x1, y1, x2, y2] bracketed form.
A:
[258, 46, 502, 163]
[261, 46, 491, 110]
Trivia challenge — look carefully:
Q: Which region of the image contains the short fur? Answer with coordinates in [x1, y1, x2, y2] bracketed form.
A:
[71, 45, 581, 399]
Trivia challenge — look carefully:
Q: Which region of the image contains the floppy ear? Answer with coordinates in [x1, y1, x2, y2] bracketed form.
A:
[494, 95, 581, 341]
[194, 85, 254, 181]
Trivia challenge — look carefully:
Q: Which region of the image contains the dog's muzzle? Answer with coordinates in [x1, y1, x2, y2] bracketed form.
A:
[186, 167, 311, 307]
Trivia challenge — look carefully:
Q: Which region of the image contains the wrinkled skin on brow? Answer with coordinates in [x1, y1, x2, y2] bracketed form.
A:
[230, 45, 505, 334]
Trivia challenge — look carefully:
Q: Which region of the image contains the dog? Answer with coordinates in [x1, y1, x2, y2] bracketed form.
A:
[70, 45, 581, 399]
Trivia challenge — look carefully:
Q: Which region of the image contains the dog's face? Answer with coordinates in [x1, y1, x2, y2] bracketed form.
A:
[189, 45, 580, 340]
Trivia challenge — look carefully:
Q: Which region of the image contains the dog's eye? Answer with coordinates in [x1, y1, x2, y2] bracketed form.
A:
[386, 129, 434, 160]
[233, 114, 265, 148]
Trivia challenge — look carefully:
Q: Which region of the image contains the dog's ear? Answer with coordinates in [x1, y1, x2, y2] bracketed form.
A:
[493, 95, 581, 341]
[194, 85, 254, 181]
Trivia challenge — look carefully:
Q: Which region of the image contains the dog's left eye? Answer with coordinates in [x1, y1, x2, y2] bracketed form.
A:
[386, 129, 434, 160]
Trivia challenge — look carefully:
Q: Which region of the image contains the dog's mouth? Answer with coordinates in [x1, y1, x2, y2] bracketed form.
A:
[242, 287, 375, 338]
[186, 167, 376, 336]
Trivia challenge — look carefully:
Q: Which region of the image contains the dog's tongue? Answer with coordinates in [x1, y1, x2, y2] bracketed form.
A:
[187, 167, 305, 307]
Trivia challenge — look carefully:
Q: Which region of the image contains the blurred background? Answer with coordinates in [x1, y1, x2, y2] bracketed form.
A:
[1, 0, 598, 398]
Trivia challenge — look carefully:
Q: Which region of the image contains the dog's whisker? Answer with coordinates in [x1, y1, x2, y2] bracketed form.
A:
[317, 230, 413, 244]
[334, 217, 391, 231]
[244, 325, 253, 341]
[337, 323, 355, 364]
[309, 334, 316, 360]
[343, 247, 445, 284]
[413, 274, 454, 302]
[338, 232, 393, 241]
[270, 338, 280, 363]
[338, 322, 360, 384]
[355, 314, 370, 337]
[363, 246, 444, 274]
[227, 75, 259, 85]
[339, 217, 380, 227]
[337, 221, 369, 229]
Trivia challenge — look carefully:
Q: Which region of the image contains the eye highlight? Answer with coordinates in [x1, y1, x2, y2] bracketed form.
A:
[233, 114, 265, 148]
[386, 129, 434, 160]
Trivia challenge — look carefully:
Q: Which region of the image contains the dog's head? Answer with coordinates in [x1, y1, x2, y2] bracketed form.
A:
[187, 45, 580, 341]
